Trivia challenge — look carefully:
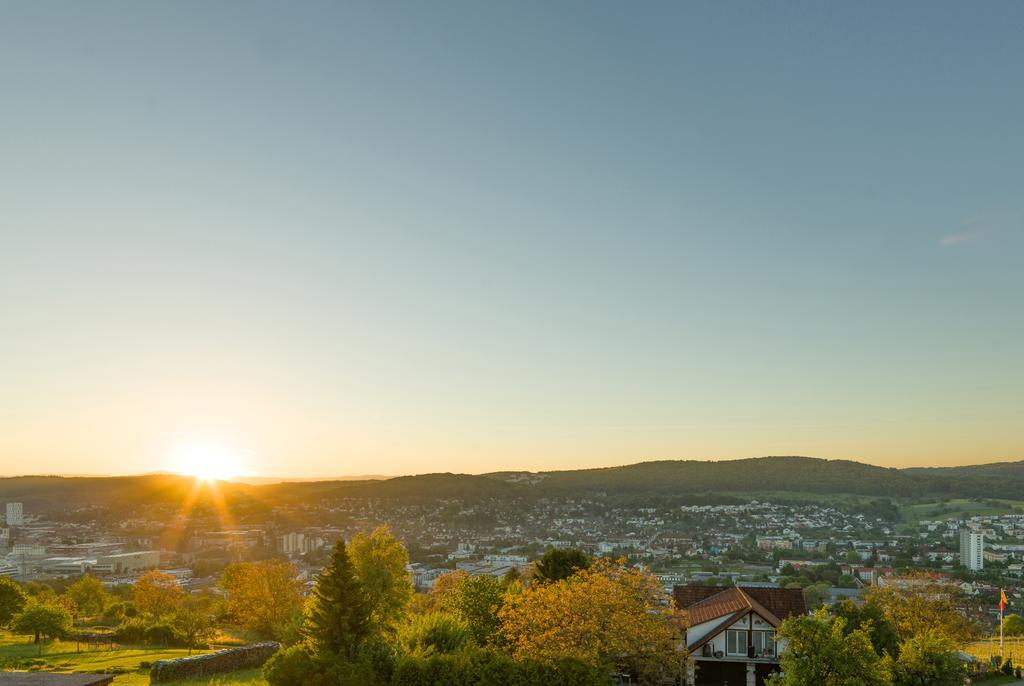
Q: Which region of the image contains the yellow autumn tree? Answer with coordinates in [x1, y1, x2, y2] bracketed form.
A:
[865, 572, 976, 646]
[498, 558, 686, 684]
[220, 559, 303, 640]
[133, 570, 182, 620]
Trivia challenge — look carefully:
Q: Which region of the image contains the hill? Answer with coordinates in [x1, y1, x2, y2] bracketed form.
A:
[903, 460, 1024, 480]
[3, 456, 1024, 515]
[514, 456, 918, 497]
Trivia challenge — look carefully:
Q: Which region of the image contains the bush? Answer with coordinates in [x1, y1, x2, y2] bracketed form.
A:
[263, 643, 390, 686]
[391, 648, 607, 686]
[264, 645, 329, 686]
[113, 617, 150, 644]
[102, 602, 126, 623]
[145, 622, 183, 647]
[396, 612, 472, 655]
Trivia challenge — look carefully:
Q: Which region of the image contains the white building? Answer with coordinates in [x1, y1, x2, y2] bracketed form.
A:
[675, 584, 806, 686]
[960, 528, 984, 571]
[5, 503, 23, 527]
[279, 532, 326, 556]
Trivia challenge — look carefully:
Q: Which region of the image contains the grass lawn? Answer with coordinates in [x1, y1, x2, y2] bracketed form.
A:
[900, 498, 1024, 524]
[0, 633, 268, 685]
[967, 636, 1024, 666]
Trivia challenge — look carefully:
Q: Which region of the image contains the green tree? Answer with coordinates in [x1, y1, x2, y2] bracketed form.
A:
[304, 539, 372, 659]
[893, 630, 963, 686]
[66, 575, 108, 616]
[833, 598, 900, 658]
[12, 600, 73, 653]
[174, 606, 216, 655]
[1002, 613, 1024, 637]
[0, 577, 28, 627]
[768, 609, 891, 686]
[440, 574, 506, 644]
[802, 582, 832, 610]
[533, 548, 591, 583]
[349, 526, 413, 634]
[837, 574, 858, 588]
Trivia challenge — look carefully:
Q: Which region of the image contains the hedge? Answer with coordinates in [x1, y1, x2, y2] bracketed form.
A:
[391, 650, 609, 686]
[150, 641, 279, 683]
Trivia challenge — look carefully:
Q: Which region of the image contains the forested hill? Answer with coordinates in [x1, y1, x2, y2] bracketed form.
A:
[512, 457, 916, 496]
[509, 456, 1023, 499]
[903, 461, 1024, 481]
[2, 456, 1023, 513]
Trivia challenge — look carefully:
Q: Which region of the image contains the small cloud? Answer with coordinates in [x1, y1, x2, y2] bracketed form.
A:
[938, 224, 984, 248]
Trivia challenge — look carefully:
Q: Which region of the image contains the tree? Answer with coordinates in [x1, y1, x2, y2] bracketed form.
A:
[432, 570, 468, 598]
[303, 539, 372, 659]
[220, 559, 303, 640]
[66, 575, 108, 616]
[803, 582, 832, 610]
[174, 606, 216, 656]
[0, 577, 28, 628]
[499, 558, 686, 684]
[893, 630, 964, 686]
[768, 609, 891, 686]
[837, 574, 858, 588]
[865, 574, 976, 646]
[348, 526, 413, 634]
[441, 574, 507, 645]
[1003, 613, 1024, 637]
[12, 600, 73, 653]
[833, 598, 900, 658]
[133, 570, 182, 619]
[533, 548, 591, 583]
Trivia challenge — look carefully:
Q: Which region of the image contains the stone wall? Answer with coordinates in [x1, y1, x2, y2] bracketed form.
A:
[150, 642, 279, 683]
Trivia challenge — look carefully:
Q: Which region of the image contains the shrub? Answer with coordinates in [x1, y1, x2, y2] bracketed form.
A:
[391, 648, 607, 686]
[263, 645, 328, 686]
[396, 612, 472, 655]
[263, 643, 390, 686]
[113, 617, 150, 644]
[145, 622, 182, 646]
[102, 602, 126, 623]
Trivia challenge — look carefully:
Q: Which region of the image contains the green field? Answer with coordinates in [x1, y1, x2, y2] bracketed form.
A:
[900, 498, 1024, 525]
[0, 633, 268, 685]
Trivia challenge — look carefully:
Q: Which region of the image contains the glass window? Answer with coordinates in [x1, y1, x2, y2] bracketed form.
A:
[752, 631, 776, 657]
[726, 630, 748, 655]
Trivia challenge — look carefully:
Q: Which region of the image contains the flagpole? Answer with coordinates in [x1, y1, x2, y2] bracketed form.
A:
[1001, 588, 1005, 658]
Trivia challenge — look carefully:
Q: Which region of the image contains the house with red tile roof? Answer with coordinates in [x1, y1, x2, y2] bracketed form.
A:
[674, 584, 806, 686]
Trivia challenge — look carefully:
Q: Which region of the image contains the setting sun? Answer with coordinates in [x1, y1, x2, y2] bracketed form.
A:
[171, 442, 246, 481]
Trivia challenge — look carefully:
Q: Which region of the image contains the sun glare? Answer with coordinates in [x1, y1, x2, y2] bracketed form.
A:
[171, 442, 245, 482]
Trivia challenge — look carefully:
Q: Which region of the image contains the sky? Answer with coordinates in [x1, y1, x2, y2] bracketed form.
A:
[1, 1, 1022, 478]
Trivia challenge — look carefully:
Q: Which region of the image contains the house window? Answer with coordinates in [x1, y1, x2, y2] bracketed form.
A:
[752, 630, 776, 657]
[726, 630, 748, 655]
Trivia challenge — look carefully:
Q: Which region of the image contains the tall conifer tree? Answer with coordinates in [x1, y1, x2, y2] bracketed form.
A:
[303, 539, 371, 659]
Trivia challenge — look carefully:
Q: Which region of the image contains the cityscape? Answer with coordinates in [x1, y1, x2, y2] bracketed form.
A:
[3, 1, 1022, 685]
[3, 459, 1024, 684]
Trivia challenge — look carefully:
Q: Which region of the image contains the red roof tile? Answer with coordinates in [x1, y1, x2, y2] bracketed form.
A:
[674, 584, 806, 626]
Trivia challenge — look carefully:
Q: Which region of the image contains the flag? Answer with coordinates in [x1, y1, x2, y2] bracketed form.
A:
[1000, 589, 1008, 614]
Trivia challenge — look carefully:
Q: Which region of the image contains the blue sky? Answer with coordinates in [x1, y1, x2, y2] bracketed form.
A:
[1, 1, 1021, 476]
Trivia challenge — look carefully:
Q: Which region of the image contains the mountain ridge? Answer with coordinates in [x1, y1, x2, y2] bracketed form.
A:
[1, 456, 1023, 511]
